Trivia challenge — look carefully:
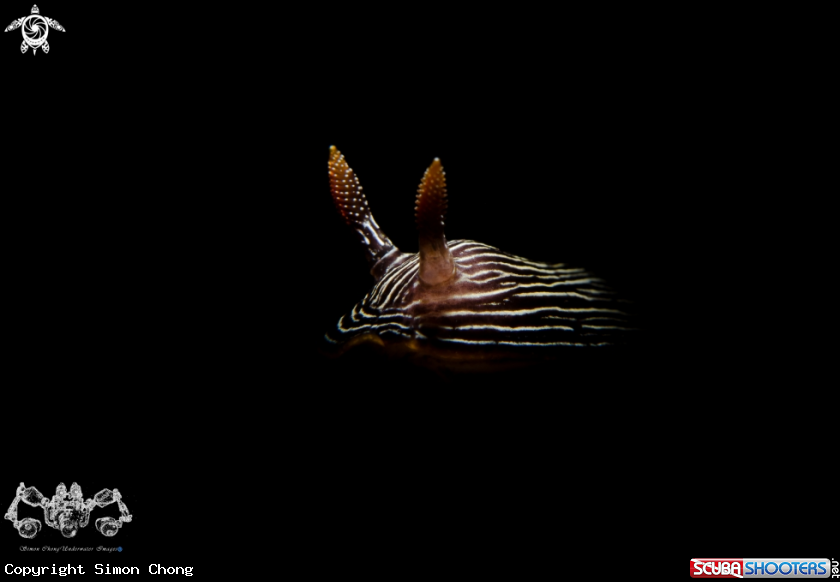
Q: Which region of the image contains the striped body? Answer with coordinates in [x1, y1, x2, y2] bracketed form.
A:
[324, 147, 636, 373]
[324, 240, 634, 370]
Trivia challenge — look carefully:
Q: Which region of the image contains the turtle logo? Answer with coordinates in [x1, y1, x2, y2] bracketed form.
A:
[4, 5, 65, 55]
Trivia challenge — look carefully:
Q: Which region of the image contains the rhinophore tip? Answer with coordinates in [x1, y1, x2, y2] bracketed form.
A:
[415, 158, 456, 285]
[327, 146, 398, 279]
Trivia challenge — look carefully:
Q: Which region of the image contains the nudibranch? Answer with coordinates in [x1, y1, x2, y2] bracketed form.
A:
[323, 146, 636, 373]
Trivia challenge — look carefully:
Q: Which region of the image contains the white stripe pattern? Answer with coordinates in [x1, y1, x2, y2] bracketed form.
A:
[325, 240, 636, 351]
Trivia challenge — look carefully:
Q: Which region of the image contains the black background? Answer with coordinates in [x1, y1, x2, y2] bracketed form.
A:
[1, 2, 833, 572]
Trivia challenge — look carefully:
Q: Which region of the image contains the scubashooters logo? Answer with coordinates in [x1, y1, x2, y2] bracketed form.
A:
[690, 559, 834, 578]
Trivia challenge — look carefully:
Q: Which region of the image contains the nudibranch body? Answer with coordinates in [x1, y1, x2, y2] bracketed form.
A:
[324, 146, 636, 373]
